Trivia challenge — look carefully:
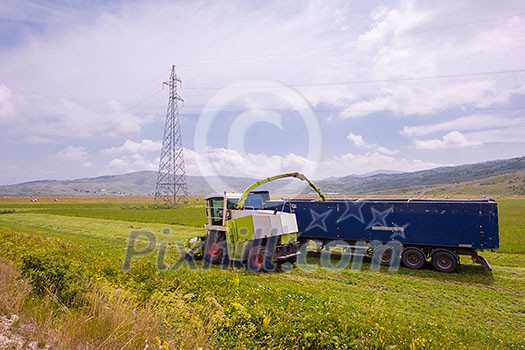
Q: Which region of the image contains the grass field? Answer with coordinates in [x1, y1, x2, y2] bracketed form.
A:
[0, 197, 524, 349]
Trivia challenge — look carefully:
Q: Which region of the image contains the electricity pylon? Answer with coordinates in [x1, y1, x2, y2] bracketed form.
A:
[154, 65, 188, 206]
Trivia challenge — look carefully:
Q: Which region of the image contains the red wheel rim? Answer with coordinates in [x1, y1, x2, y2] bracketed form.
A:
[251, 253, 263, 269]
[208, 242, 221, 257]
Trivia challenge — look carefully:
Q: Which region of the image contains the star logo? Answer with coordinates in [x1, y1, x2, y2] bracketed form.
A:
[336, 199, 365, 224]
[389, 223, 409, 240]
[304, 208, 333, 232]
[365, 206, 393, 230]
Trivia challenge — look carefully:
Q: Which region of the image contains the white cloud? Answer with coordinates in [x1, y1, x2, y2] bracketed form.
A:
[465, 124, 525, 144]
[415, 131, 481, 149]
[1, 1, 524, 123]
[182, 147, 432, 179]
[185, 147, 317, 179]
[0, 90, 153, 141]
[102, 139, 162, 174]
[339, 1, 525, 118]
[1, 1, 524, 184]
[106, 155, 159, 174]
[319, 152, 439, 176]
[102, 139, 162, 155]
[401, 114, 525, 136]
[374, 146, 399, 156]
[2, 1, 523, 127]
[346, 132, 398, 155]
[347, 132, 366, 147]
[55, 146, 88, 160]
[341, 80, 525, 119]
[0, 0, 355, 144]
[406, 115, 525, 147]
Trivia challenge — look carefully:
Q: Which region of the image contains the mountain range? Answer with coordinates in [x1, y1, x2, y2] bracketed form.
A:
[317, 156, 525, 196]
[1, 156, 524, 197]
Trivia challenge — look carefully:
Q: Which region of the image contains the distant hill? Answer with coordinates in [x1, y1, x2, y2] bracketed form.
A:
[318, 156, 525, 196]
[0, 171, 254, 197]
[354, 169, 405, 178]
[0, 172, 306, 197]
[386, 170, 525, 197]
[1, 156, 524, 197]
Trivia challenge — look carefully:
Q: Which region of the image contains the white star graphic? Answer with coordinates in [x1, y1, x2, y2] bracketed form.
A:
[365, 206, 393, 230]
[304, 208, 333, 232]
[389, 223, 410, 240]
[336, 199, 365, 224]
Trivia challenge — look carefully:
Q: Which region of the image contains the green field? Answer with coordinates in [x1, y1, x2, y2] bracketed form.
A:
[0, 197, 524, 349]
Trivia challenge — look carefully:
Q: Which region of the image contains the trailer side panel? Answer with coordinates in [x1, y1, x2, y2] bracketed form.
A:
[292, 199, 499, 250]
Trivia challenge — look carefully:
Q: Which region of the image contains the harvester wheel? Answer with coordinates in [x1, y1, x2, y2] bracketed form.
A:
[204, 234, 225, 264]
[248, 246, 272, 272]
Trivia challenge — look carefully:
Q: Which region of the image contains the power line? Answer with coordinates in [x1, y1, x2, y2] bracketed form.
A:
[115, 68, 171, 102]
[49, 71, 169, 142]
[183, 68, 525, 90]
[178, 105, 525, 113]
[292, 68, 525, 88]
[179, 12, 525, 68]
[84, 88, 164, 136]
[25, 88, 166, 173]
[361, 12, 525, 41]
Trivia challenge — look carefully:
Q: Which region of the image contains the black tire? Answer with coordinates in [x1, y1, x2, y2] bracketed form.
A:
[373, 246, 394, 266]
[431, 250, 458, 273]
[276, 255, 297, 271]
[402, 247, 426, 269]
[275, 251, 296, 272]
[248, 246, 273, 272]
[204, 233, 225, 264]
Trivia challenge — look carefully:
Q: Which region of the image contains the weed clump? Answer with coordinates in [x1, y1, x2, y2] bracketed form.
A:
[19, 254, 86, 308]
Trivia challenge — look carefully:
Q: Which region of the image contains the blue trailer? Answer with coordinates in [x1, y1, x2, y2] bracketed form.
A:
[189, 172, 499, 273]
[286, 198, 499, 272]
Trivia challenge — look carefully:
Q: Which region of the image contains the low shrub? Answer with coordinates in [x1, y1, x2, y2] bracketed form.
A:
[19, 254, 86, 308]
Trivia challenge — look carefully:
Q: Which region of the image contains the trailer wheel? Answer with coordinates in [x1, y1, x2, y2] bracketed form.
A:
[402, 247, 426, 269]
[248, 246, 272, 272]
[373, 246, 394, 266]
[431, 250, 458, 273]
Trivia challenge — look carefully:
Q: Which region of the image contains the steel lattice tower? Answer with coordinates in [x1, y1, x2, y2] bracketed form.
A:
[154, 65, 188, 206]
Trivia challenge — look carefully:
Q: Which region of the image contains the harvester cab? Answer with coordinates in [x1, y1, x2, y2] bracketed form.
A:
[205, 191, 270, 226]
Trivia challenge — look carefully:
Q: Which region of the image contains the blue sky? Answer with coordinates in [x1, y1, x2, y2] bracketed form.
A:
[1, 0, 525, 185]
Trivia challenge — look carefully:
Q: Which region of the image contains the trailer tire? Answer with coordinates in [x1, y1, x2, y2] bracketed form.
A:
[248, 246, 272, 272]
[373, 246, 394, 266]
[402, 247, 426, 269]
[431, 250, 458, 273]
